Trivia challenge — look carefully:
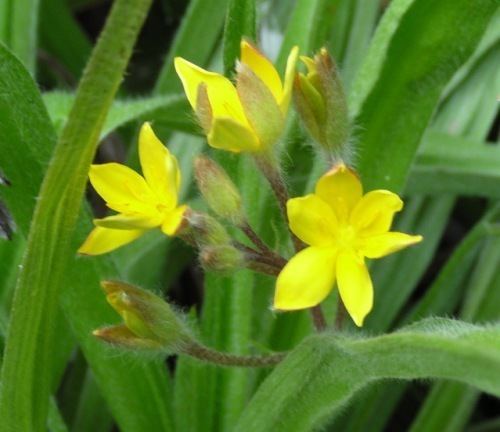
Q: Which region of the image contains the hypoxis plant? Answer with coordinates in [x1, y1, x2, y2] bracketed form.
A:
[84, 42, 421, 363]
[1, 0, 499, 430]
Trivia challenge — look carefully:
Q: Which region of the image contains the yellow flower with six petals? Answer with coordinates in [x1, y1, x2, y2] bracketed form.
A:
[174, 40, 298, 152]
[78, 123, 187, 255]
[274, 164, 422, 327]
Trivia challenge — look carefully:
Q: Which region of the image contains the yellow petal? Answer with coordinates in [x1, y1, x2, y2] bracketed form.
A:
[359, 232, 423, 259]
[287, 194, 337, 247]
[89, 163, 156, 214]
[161, 205, 188, 236]
[280, 45, 299, 114]
[240, 40, 283, 104]
[208, 117, 259, 152]
[78, 227, 145, 256]
[94, 213, 163, 230]
[274, 247, 337, 310]
[336, 250, 373, 327]
[350, 190, 403, 236]
[315, 163, 363, 222]
[174, 57, 249, 127]
[138, 123, 179, 209]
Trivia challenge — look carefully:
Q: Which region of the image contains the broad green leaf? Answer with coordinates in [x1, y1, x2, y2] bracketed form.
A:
[0, 44, 54, 234]
[237, 318, 500, 432]
[353, 0, 498, 191]
[0, 1, 154, 430]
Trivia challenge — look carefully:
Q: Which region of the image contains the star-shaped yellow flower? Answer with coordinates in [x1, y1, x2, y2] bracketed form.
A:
[174, 40, 298, 152]
[78, 123, 187, 255]
[274, 164, 423, 327]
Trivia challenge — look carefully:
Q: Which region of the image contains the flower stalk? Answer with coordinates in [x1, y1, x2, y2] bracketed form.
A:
[183, 342, 286, 367]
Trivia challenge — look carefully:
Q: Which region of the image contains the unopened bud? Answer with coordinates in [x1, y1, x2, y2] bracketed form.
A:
[294, 48, 349, 159]
[184, 210, 232, 247]
[93, 281, 192, 353]
[200, 244, 244, 271]
[236, 61, 284, 149]
[194, 156, 245, 225]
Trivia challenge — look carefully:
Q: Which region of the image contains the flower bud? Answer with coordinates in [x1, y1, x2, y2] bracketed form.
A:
[294, 48, 349, 159]
[236, 61, 284, 150]
[199, 244, 244, 271]
[194, 156, 245, 225]
[93, 281, 192, 353]
[184, 210, 232, 247]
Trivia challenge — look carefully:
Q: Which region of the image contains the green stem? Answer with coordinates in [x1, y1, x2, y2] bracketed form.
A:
[253, 153, 305, 252]
[0, 1, 152, 430]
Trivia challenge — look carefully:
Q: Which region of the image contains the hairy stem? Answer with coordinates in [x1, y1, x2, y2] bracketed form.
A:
[253, 154, 305, 252]
[183, 342, 286, 367]
[335, 298, 346, 330]
[311, 305, 327, 331]
[241, 221, 273, 253]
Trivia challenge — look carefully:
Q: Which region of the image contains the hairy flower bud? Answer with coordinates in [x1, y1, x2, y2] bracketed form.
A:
[199, 244, 244, 271]
[294, 48, 350, 159]
[184, 210, 232, 247]
[93, 281, 192, 353]
[194, 156, 245, 225]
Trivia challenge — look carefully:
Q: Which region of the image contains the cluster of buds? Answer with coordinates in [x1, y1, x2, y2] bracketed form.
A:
[86, 40, 422, 359]
[183, 208, 245, 272]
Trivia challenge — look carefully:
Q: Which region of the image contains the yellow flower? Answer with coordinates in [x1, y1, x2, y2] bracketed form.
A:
[274, 164, 423, 327]
[174, 40, 299, 152]
[78, 123, 187, 255]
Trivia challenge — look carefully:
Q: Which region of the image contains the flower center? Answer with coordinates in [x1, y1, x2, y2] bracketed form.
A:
[335, 225, 356, 250]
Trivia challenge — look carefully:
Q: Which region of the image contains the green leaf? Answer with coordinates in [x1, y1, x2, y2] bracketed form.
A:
[0, 44, 55, 234]
[0, 1, 153, 430]
[154, 0, 230, 94]
[237, 318, 500, 432]
[408, 238, 500, 432]
[408, 130, 500, 198]
[353, 0, 498, 191]
[0, 0, 39, 72]
[39, 0, 92, 80]
[276, 0, 328, 71]
[201, 271, 255, 432]
[328, 0, 380, 90]
[43, 91, 196, 137]
[223, 0, 256, 75]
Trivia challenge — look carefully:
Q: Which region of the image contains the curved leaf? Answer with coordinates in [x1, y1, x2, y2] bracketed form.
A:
[237, 318, 500, 432]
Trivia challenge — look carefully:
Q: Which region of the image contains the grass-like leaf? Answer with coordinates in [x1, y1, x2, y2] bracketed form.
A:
[353, 0, 498, 191]
[0, 1, 153, 430]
